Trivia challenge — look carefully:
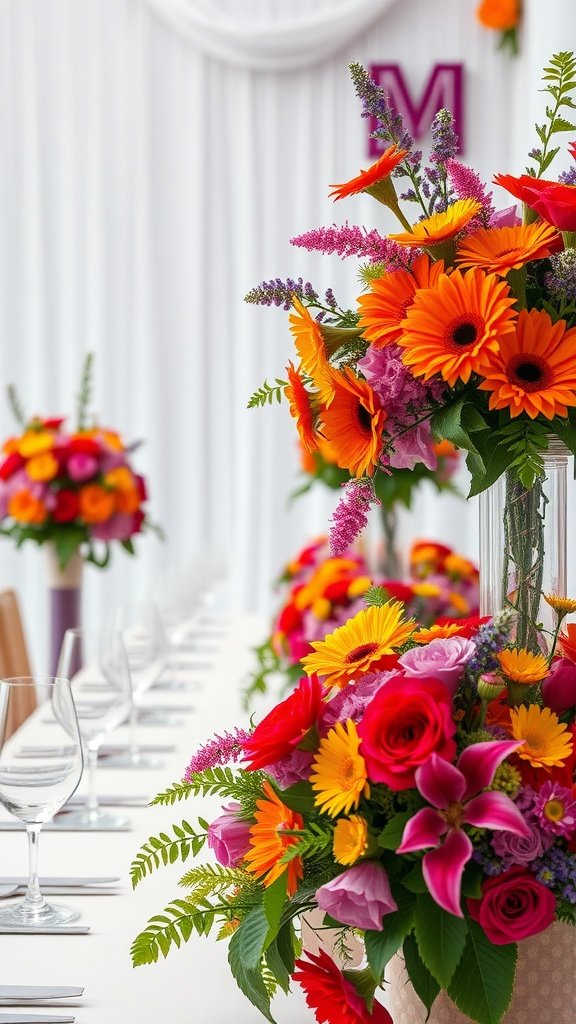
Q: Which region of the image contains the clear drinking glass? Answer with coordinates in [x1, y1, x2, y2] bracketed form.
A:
[0, 677, 83, 927]
[57, 628, 132, 828]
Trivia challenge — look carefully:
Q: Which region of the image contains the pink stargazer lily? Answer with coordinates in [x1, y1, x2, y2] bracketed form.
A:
[397, 740, 531, 917]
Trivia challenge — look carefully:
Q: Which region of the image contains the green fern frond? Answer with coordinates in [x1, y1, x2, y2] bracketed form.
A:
[247, 378, 288, 409]
[130, 820, 207, 888]
[178, 863, 259, 903]
[149, 780, 195, 806]
[279, 822, 334, 865]
[131, 897, 216, 965]
[7, 385, 27, 428]
[364, 585, 390, 608]
[76, 352, 94, 430]
[184, 765, 265, 811]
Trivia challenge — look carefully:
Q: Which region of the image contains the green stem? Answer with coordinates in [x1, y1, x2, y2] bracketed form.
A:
[502, 473, 547, 653]
[380, 506, 400, 578]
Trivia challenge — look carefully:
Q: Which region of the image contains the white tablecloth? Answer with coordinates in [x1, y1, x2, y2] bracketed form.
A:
[2, 613, 309, 1023]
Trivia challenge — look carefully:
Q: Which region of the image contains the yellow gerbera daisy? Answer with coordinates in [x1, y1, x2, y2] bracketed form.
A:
[333, 814, 369, 866]
[412, 623, 464, 643]
[310, 720, 370, 817]
[289, 297, 330, 381]
[388, 199, 482, 248]
[301, 602, 415, 689]
[509, 704, 574, 769]
[496, 648, 549, 685]
[543, 594, 576, 616]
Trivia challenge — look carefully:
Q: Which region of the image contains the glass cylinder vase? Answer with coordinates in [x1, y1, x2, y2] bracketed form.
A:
[479, 439, 570, 652]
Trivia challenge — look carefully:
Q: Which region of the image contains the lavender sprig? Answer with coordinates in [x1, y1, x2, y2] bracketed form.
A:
[245, 277, 319, 310]
[465, 607, 516, 682]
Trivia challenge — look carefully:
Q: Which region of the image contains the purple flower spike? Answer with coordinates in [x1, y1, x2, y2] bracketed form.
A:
[398, 741, 530, 917]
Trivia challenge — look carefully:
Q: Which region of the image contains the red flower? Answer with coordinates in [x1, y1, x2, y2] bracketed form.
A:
[41, 417, 66, 430]
[358, 675, 457, 790]
[0, 452, 24, 481]
[468, 866, 556, 945]
[380, 580, 414, 605]
[242, 674, 325, 771]
[324, 579, 354, 603]
[134, 474, 148, 502]
[131, 509, 145, 534]
[66, 436, 101, 457]
[276, 602, 303, 637]
[293, 950, 392, 1024]
[559, 623, 576, 664]
[53, 490, 80, 524]
[435, 615, 490, 639]
[494, 172, 576, 231]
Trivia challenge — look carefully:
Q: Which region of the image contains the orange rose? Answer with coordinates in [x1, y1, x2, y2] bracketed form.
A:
[26, 452, 59, 482]
[115, 487, 140, 515]
[8, 489, 47, 525]
[78, 483, 116, 524]
[476, 0, 520, 30]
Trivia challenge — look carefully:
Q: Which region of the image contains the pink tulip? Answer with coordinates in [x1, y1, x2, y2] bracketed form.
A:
[397, 741, 531, 917]
[542, 658, 576, 713]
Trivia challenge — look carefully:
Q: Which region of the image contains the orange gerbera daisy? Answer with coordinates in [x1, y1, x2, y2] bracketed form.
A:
[389, 199, 482, 248]
[479, 308, 576, 419]
[399, 268, 517, 386]
[357, 255, 445, 349]
[289, 297, 330, 380]
[329, 144, 408, 202]
[456, 222, 560, 276]
[244, 781, 304, 897]
[284, 362, 318, 452]
[320, 368, 386, 477]
[412, 623, 465, 643]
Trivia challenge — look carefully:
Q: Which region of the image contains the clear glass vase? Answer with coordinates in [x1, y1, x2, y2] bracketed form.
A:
[479, 439, 570, 653]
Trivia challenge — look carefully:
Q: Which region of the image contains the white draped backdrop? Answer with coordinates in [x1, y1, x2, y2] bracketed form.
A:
[0, 0, 574, 669]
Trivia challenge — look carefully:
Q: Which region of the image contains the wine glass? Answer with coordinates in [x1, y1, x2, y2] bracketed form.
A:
[0, 677, 83, 927]
[57, 628, 132, 828]
[104, 603, 167, 768]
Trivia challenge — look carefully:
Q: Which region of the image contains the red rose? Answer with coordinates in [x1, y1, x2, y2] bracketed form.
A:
[0, 452, 24, 481]
[358, 675, 457, 790]
[494, 172, 576, 231]
[468, 867, 556, 945]
[242, 674, 325, 771]
[53, 490, 80, 524]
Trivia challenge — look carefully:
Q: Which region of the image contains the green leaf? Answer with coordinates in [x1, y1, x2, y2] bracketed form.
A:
[231, 905, 272, 971]
[551, 416, 576, 457]
[265, 922, 295, 994]
[377, 812, 412, 851]
[403, 932, 440, 1014]
[414, 894, 468, 989]
[263, 874, 287, 939]
[401, 860, 427, 894]
[364, 888, 415, 981]
[52, 525, 86, 569]
[364, 585, 390, 608]
[343, 966, 378, 1013]
[247, 378, 288, 409]
[466, 439, 516, 498]
[278, 781, 316, 815]
[227, 945, 276, 1024]
[431, 400, 485, 455]
[447, 920, 517, 1024]
[551, 116, 576, 132]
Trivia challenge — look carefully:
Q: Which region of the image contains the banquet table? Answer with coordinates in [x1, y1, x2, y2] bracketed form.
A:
[1, 612, 309, 1023]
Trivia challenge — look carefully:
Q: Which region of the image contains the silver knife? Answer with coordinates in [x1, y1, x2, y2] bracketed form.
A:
[13, 886, 120, 896]
[0, 877, 118, 886]
[0, 821, 130, 832]
[0, 926, 90, 935]
[0, 988, 83, 1001]
[0, 1016, 75, 1023]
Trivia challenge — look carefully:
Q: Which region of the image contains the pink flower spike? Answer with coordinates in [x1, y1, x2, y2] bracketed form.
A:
[423, 829, 472, 918]
[463, 791, 532, 837]
[415, 753, 466, 808]
[397, 807, 448, 853]
[457, 740, 523, 799]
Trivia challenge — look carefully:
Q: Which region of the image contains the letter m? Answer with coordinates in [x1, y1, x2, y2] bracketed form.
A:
[367, 64, 464, 158]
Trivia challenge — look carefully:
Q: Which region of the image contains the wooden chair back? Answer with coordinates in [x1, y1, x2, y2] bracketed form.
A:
[0, 590, 36, 738]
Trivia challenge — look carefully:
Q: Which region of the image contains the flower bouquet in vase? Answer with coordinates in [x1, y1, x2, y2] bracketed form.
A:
[0, 354, 157, 672]
[131, 53, 576, 1024]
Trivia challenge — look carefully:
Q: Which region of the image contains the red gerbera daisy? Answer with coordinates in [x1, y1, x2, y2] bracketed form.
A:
[242, 674, 325, 771]
[293, 949, 392, 1024]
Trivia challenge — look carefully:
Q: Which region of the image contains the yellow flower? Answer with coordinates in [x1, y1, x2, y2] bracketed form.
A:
[412, 582, 442, 599]
[497, 648, 549, 686]
[312, 598, 331, 621]
[412, 623, 464, 643]
[302, 602, 414, 689]
[310, 720, 370, 817]
[509, 704, 574, 769]
[104, 466, 134, 491]
[26, 452, 59, 482]
[18, 431, 54, 458]
[388, 199, 482, 248]
[333, 815, 369, 866]
[447, 591, 470, 616]
[347, 576, 372, 599]
[543, 594, 576, 616]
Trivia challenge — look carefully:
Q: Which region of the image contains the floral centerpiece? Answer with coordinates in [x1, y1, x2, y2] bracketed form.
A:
[246, 537, 479, 706]
[476, 0, 521, 55]
[0, 354, 156, 670]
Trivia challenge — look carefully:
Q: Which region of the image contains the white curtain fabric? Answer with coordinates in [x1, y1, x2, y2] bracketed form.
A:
[0, 0, 572, 670]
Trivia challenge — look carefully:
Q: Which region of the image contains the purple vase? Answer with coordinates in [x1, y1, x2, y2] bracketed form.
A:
[46, 546, 83, 675]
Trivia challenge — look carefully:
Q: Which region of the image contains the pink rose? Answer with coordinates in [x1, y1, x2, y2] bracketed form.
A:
[358, 675, 456, 790]
[207, 803, 251, 867]
[542, 658, 576, 714]
[468, 867, 556, 945]
[316, 862, 397, 931]
[398, 636, 476, 696]
[67, 452, 98, 482]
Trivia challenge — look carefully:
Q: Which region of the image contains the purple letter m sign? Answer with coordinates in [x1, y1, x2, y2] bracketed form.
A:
[368, 64, 464, 158]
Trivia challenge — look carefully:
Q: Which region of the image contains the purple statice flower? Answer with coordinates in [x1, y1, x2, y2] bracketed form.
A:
[329, 479, 379, 556]
[491, 821, 546, 868]
[322, 671, 393, 731]
[348, 62, 414, 158]
[545, 249, 576, 302]
[531, 845, 576, 903]
[446, 159, 494, 226]
[472, 839, 506, 877]
[290, 224, 414, 268]
[185, 727, 251, 778]
[465, 608, 515, 681]
[429, 110, 459, 165]
[265, 749, 315, 789]
[559, 166, 576, 185]
[533, 781, 576, 839]
[244, 277, 319, 310]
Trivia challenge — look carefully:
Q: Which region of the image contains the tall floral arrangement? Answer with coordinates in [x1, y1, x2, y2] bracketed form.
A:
[0, 354, 156, 568]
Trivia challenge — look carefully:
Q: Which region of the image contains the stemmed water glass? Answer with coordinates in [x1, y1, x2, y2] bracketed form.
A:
[57, 628, 132, 828]
[0, 677, 83, 927]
